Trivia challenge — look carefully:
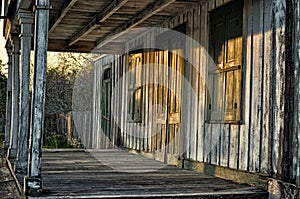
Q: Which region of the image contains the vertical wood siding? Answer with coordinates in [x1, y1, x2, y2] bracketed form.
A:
[293, 0, 300, 185]
[92, 0, 299, 185]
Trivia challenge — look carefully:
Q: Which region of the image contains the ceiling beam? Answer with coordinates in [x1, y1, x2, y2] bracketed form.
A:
[96, 0, 176, 49]
[48, 39, 124, 54]
[18, 0, 34, 10]
[68, 0, 129, 46]
[49, 0, 77, 34]
[48, 39, 96, 53]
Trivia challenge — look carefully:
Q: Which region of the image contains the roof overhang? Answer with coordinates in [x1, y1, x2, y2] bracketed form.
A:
[3, 0, 201, 53]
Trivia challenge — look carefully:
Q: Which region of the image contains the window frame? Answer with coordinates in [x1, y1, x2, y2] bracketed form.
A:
[127, 51, 144, 123]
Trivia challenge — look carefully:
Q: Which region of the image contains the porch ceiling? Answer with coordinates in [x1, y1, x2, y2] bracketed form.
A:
[6, 0, 201, 53]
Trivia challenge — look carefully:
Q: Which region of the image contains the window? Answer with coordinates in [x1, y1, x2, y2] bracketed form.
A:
[101, 68, 111, 121]
[101, 67, 112, 136]
[207, 0, 243, 123]
[128, 52, 143, 123]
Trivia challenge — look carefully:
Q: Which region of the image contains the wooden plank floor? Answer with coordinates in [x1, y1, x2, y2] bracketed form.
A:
[29, 149, 268, 198]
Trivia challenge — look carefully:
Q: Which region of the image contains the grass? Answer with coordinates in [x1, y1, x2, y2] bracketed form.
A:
[0, 132, 4, 148]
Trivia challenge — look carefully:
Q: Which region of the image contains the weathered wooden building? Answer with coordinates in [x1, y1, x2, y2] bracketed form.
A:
[92, 0, 300, 197]
[2, 0, 300, 198]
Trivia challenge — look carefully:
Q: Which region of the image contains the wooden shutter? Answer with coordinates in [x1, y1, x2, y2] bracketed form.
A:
[208, 0, 243, 123]
[208, 16, 226, 122]
[224, 10, 242, 122]
[128, 53, 143, 122]
[156, 40, 169, 125]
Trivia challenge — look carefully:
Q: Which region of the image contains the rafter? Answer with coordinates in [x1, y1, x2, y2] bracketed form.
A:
[18, 0, 34, 10]
[96, 0, 176, 49]
[49, 0, 77, 34]
[68, 0, 129, 46]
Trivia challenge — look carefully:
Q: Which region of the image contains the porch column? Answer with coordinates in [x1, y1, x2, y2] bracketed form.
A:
[3, 42, 13, 149]
[25, 0, 49, 195]
[8, 35, 20, 160]
[292, 0, 300, 186]
[15, 11, 33, 174]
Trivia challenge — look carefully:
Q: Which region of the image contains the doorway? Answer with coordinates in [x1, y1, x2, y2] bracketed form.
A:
[154, 24, 186, 163]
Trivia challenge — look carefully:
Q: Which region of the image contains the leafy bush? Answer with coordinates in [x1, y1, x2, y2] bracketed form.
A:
[43, 133, 84, 149]
[0, 60, 6, 116]
[0, 60, 7, 148]
[0, 134, 4, 148]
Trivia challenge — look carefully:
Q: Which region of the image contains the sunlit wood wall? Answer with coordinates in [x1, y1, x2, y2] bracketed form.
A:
[92, 0, 299, 186]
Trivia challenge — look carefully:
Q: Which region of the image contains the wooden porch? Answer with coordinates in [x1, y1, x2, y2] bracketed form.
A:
[2, 0, 300, 197]
[24, 149, 268, 198]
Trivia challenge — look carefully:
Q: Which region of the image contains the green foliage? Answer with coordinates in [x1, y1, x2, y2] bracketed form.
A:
[0, 134, 4, 148]
[43, 134, 84, 149]
[0, 60, 7, 143]
[45, 52, 94, 114]
[44, 52, 95, 149]
[43, 134, 68, 148]
[0, 59, 7, 117]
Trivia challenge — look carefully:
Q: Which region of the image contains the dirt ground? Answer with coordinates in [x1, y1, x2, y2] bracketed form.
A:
[0, 149, 21, 199]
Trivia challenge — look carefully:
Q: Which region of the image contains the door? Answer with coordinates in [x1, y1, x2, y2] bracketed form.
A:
[166, 37, 184, 160]
[154, 24, 185, 163]
[101, 67, 112, 148]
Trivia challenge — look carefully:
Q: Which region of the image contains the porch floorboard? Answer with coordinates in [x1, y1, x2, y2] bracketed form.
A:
[29, 149, 268, 198]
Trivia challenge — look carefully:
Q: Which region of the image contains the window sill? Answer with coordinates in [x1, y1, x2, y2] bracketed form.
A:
[205, 120, 241, 125]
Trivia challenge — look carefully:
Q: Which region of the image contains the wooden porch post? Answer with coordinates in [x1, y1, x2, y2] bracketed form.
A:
[8, 35, 20, 160]
[290, 0, 300, 186]
[15, 10, 33, 174]
[3, 41, 13, 149]
[25, 0, 49, 195]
